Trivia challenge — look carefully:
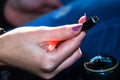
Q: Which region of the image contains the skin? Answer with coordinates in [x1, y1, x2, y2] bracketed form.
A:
[0, 15, 86, 79]
[0, 16, 86, 79]
[1, 0, 87, 79]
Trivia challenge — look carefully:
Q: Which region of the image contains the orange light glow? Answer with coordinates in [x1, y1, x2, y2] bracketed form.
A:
[47, 41, 59, 51]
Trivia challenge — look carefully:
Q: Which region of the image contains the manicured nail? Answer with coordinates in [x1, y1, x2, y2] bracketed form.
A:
[72, 25, 82, 31]
[78, 13, 87, 24]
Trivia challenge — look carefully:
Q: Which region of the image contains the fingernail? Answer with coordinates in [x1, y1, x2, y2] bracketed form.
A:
[72, 25, 82, 31]
[78, 15, 87, 24]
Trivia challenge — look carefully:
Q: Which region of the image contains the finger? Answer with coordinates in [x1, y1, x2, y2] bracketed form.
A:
[54, 48, 82, 73]
[40, 48, 82, 79]
[43, 15, 86, 48]
[46, 14, 86, 41]
[78, 14, 87, 24]
[41, 24, 83, 41]
[52, 31, 86, 65]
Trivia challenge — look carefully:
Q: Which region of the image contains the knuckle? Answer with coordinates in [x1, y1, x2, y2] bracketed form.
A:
[35, 55, 57, 73]
[42, 58, 57, 72]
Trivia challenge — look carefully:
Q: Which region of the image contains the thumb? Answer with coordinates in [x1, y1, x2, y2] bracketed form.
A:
[42, 15, 87, 41]
[42, 24, 83, 41]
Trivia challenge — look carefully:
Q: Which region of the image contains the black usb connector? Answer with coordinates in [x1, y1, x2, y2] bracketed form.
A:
[82, 16, 99, 31]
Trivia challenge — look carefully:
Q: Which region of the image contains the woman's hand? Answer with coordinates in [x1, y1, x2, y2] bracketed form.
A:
[0, 16, 86, 79]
